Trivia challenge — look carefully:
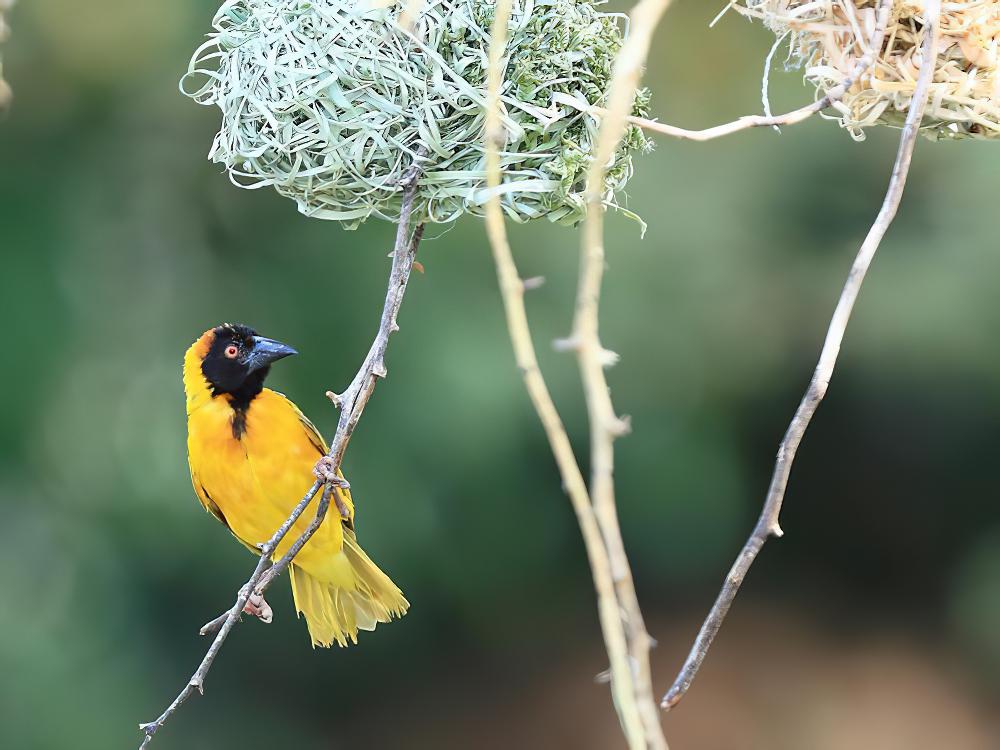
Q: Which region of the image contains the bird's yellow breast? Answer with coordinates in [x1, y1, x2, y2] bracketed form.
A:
[184, 335, 350, 570]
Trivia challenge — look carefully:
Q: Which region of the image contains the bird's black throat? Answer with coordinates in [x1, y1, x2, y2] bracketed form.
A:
[220, 367, 269, 440]
[198, 323, 291, 440]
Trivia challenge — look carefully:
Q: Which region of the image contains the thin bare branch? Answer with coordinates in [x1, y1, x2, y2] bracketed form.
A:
[138, 481, 321, 749]
[661, 0, 942, 712]
[320, 160, 426, 471]
[573, 0, 674, 747]
[198, 484, 341, 636]
[483, 2, 652, 747]
[574, 0, 891, 143]
[138, 163, 426, 749]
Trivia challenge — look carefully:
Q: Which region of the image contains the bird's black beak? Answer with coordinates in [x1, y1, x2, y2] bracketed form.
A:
[245, 336, 298, 373]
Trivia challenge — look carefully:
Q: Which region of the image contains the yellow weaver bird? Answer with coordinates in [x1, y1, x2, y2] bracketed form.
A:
[183, 323, 408, 647]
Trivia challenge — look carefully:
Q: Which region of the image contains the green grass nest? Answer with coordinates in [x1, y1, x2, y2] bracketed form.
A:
[183, 0, 651, 229]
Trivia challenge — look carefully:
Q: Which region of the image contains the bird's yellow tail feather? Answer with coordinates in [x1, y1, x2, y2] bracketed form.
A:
[288, 529, 408, 648]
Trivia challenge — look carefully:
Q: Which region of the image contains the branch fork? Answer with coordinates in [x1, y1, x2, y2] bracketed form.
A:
[484, 1, 672, 748]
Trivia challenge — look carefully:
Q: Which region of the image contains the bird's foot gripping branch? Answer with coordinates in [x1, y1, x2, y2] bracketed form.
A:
[314, 457, 354, 520]
[138, 165, 425, 749]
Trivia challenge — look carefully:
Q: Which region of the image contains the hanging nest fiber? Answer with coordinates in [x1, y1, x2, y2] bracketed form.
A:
[182, 0, 651, 228]
[0, 0, 14, 108]
[733, 0, 1000, 140]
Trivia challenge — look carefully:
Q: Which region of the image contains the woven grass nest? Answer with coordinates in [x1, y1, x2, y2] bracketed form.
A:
[183, 0, 651, 228]
[734, 0, 1000, 141]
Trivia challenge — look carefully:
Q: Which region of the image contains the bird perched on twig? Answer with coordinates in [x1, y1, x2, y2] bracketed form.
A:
[183, 323, 408, 647]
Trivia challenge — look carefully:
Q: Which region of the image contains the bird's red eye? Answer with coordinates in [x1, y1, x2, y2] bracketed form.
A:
[224, 345, 239, 359]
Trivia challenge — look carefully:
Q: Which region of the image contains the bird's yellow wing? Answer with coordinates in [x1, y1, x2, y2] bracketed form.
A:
[270, 390, 355, 523]
[190, 469, 229, 528]
[292, 401, 328, 455]
[189, 465, 263, 553]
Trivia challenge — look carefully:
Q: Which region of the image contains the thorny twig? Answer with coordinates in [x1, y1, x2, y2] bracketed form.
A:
[573, 0, 892, 143]
[661, 0, 942, 711]
[485, 0, 673, 747]
[138, 161, 426, 748]
[571, 0, 675, 745]
[483, 0, 643, 746]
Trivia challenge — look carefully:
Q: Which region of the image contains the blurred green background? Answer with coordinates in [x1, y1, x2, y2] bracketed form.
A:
[1, 1, 998, 748]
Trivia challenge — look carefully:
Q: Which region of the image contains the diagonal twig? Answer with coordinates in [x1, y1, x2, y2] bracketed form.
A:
[661, 0, 942, 711]
[138, 160, 426, 749]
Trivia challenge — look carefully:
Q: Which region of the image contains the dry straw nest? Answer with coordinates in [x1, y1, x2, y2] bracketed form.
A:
[183, 0, 651, 228]
[734, 0, 1000, 140]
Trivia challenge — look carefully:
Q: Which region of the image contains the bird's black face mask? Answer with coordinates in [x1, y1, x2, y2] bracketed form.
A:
[201, 323, 298, 407]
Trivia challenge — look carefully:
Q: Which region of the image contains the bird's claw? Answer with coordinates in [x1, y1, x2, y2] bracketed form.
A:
[243, 592, 273, 624]
[313, 457, 350, 489]
[312, 459, 352, 519]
